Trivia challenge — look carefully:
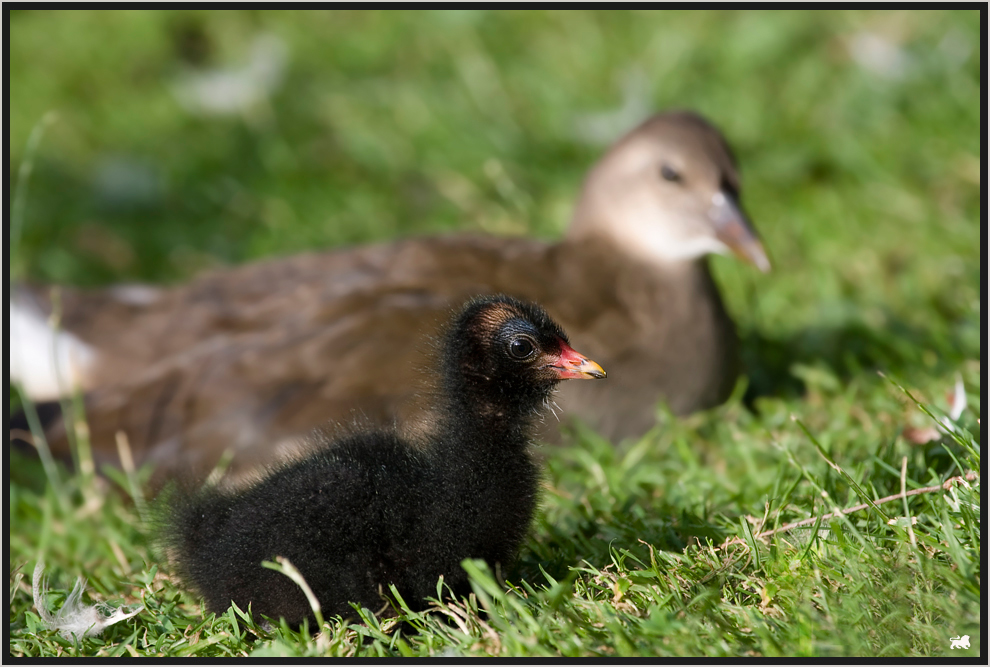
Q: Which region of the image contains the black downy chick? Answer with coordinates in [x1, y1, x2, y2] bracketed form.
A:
[158, 295, 605, 625]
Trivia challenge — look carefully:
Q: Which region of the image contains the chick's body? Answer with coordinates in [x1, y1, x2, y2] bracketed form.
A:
[161, 296, 602, 624]
[172, 430, 536, 622]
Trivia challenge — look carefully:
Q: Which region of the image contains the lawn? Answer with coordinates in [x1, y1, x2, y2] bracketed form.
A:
[7, 9, 982, 658]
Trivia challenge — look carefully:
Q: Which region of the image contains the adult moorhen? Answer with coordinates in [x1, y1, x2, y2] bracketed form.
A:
[11, 111, 767, 483]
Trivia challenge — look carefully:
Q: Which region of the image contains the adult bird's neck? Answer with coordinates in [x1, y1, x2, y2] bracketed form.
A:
[553, 232, 722, 336]
[561, 228, 712, 277]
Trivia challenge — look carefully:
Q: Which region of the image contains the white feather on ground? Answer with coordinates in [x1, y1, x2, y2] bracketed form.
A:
[171, 33, 288, 117]
[32, 562, 143, 639]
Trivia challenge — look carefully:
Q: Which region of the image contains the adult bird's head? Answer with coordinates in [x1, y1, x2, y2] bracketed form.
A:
[568, 111, 770, 272]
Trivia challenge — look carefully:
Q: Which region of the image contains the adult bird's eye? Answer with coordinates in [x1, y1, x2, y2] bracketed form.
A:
[509, 337, 535, 359]
[660, 164, 681, 182]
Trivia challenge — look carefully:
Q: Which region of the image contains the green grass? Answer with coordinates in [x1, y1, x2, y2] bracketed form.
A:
[8, 8, 982, 658]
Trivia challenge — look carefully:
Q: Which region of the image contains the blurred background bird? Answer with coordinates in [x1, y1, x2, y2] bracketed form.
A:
[8, 11, 979, 491]
[11, 110, 766, 485]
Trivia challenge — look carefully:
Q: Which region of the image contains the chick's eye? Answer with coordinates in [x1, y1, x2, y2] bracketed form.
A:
[660, 164, 681, 182]
[509, 337, 535, 359]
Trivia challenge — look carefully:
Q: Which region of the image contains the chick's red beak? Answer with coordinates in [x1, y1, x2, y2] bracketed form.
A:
[549, 340, 606, 380]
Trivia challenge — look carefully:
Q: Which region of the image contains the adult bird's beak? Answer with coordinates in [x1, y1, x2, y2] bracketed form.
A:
[709, 191, 771, 272]
[550, 341, 607, 380]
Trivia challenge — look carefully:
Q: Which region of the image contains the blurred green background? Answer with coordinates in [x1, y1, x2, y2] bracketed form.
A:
[9, 8, 982, 398]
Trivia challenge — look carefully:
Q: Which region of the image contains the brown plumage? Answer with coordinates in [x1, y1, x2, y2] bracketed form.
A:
[11, 111, 768, 485]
